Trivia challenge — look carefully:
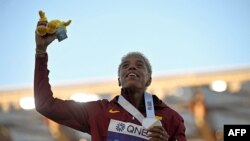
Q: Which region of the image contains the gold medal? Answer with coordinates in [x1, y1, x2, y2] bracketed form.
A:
[142, 118, 162, 129]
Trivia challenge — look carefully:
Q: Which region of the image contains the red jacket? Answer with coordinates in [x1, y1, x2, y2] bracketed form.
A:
[34, 54, 186, 141]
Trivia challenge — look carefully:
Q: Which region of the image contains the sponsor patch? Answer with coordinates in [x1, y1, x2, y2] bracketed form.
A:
[107, 119, 149, 141]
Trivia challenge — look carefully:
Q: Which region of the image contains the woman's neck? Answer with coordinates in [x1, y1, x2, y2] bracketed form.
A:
[133, 92, 144, 108]
[123, 88, 145, 109]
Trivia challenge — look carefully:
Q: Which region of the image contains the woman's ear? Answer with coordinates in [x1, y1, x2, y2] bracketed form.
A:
[118, 78, 121, 86]
[146, 77, 152, 87]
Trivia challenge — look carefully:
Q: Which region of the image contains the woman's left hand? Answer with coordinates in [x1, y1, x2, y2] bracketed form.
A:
[147, 126, 169, 141]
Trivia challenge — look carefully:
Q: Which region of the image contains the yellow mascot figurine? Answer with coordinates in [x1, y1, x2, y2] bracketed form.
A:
[36, 10, 71, 41]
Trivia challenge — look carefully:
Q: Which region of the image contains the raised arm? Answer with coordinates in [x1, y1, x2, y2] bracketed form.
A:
[34, 20, 90, 132]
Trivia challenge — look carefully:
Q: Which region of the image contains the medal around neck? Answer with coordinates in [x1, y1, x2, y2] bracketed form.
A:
[142, 118, 162, 129]
[118, 93, 162, 129]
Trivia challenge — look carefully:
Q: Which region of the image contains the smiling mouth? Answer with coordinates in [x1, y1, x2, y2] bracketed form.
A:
[126, 72, 139, 78]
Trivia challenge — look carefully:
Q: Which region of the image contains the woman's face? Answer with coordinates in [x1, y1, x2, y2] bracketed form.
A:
[118, 55, 151, 90]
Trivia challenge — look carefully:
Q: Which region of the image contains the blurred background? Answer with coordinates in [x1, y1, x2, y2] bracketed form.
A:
[0, 0, 250, 141]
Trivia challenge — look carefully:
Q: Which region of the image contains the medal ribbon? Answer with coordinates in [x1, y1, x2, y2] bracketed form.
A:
[118, 92, 155, 124]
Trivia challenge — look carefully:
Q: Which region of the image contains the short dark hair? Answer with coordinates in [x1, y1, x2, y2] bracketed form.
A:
[118, 52, 152, 77]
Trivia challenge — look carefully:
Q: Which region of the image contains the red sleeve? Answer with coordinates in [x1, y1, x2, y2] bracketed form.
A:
[34, 54, 90, 133]
[174, 117, 186, 141]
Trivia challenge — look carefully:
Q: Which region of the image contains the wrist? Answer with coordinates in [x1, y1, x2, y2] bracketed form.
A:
[35, 47, 47, 57]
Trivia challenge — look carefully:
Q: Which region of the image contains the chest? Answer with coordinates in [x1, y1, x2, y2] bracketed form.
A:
[90, 104, 169, 140]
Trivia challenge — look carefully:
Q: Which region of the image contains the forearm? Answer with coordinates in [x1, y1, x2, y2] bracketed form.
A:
[34, 53, 54, 112]
[34, 54, 70, 119]
[35, 48, 47, 58]
[34, 54, 90, 132]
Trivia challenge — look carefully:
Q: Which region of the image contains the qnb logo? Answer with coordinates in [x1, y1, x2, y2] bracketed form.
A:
[116, 123, 125, 132]
[224, 125, 250, 140]
[127, 125, 148, 137]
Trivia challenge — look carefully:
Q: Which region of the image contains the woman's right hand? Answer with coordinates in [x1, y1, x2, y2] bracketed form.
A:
[35, 21, 56, 53]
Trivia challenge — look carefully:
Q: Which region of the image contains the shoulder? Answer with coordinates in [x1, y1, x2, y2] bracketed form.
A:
[84, 98, 119, 111]
[84, 99, 111, 109]
[80, 99, 113, 118]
